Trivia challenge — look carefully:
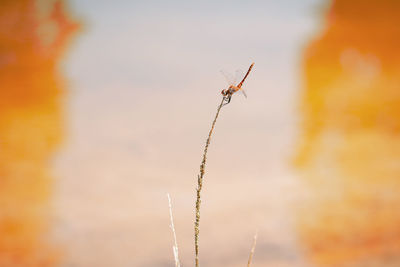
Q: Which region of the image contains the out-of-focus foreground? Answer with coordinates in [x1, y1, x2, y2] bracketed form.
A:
[296, 0, 400, 266]
[0, 0, 78, 266]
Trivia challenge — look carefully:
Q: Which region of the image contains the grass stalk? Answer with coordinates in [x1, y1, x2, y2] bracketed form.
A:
[247, 231, 258, 267]
[194, 96, 226, 267]
[167, 193, 181, 267]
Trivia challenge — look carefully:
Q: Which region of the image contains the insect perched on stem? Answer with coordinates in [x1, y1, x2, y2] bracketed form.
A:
[221, 62, 254, 105]
[193, 62, 254, 267]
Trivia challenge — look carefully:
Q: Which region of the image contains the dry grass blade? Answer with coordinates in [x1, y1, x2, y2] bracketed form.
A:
[247, 231, 258, 267]
[167, 193, 181, 267]
[194, 96, 226, 267]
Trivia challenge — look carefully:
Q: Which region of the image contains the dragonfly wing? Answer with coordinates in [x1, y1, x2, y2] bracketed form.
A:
[240, 88, 247, 98]
[220, 69, 235, 85]
[234, 69, 244, 86]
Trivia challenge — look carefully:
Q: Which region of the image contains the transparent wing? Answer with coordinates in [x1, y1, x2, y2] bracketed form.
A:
[240, 88, 247, 98]
[234, 69, 244, 86]
[220, 70, 235, 85]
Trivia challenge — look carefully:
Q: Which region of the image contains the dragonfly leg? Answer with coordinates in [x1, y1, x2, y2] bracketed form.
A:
[222, 95, 231, 106]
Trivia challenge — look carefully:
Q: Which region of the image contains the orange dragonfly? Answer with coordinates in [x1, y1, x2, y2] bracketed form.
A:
[221, 62, 254, 105]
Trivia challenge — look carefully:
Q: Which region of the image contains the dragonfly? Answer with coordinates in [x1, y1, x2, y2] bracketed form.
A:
[221, 62, 254, 105]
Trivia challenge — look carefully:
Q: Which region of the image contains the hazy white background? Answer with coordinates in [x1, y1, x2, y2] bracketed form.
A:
[54, 0, 324, 266]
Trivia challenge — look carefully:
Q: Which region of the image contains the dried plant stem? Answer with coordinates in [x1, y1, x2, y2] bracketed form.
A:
[167, 193, 181, 267]
[194, 96, 226, 267]
[247, 231, 258, 267]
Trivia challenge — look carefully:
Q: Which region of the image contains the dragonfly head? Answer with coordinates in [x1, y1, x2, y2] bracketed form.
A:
[222, 85, 235, 96]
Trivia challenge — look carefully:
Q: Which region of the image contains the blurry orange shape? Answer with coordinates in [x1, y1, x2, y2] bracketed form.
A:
[295, 0, 400, 266]
[0, 0, 78, 266]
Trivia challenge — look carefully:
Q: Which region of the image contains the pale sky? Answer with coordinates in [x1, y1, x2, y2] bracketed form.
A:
[54, 0, 324, 266]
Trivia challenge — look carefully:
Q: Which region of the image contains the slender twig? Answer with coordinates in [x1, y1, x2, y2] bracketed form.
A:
[167, 193, 181, 267]
[194, 96, 226, 267]
[247, 231, 258, 267]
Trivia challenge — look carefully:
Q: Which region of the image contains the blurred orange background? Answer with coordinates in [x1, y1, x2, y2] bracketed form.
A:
[296, 0, 400, 266]
[0, 0, 399, 266]
[0, 0, 77, 266]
